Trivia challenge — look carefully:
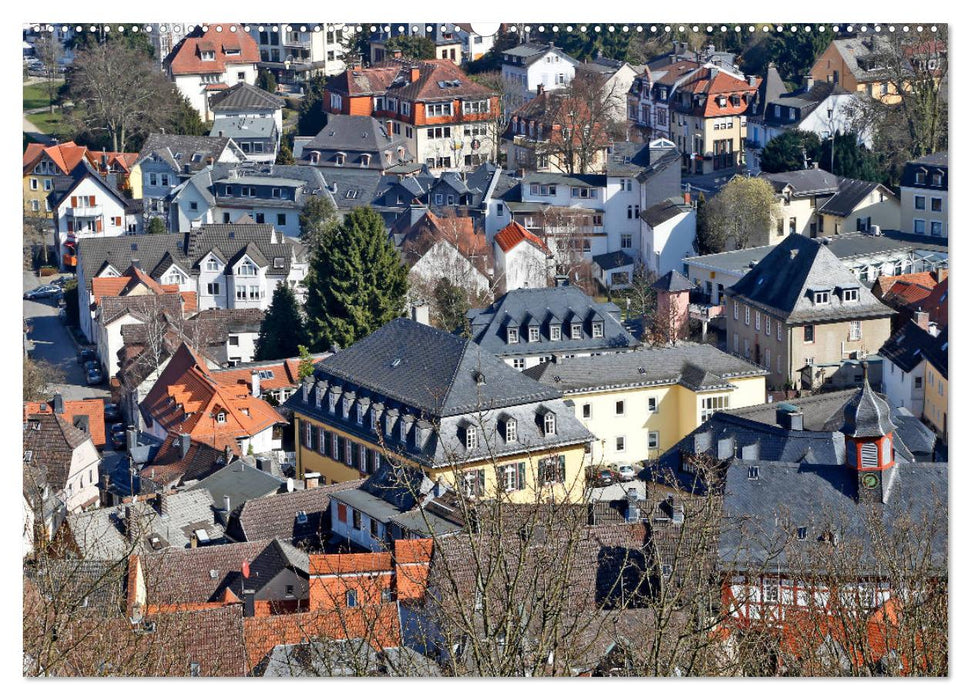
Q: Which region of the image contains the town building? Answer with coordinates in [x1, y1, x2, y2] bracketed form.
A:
[322, 58, 499, 171]
[898, 153, 947, 238]
[168, 162, 331, 237]
[466, 283, 639, 370]
[75, 224, 308, 342]
[164, 25, 260, 121]
[809, 36, 906, 105]
[575, 56, 641, 124]
[871, 270, 946, 331]
[130, 134, 246, 224]
[501, 41, 579, 114]
[285, 317, 593, 502]
[249, 23, 346, 83]
[878, 315, 939, 417]
[24, 394, 108, 451]
[524, 343, 766, 465]
[140, 343, 284, 456]
[921, 328, 947, 445]
[368, 24, 463, 65]
[724, 235, 894, 390]
[640, 196, 696, 276]
[209, 83, 286, 163]
[493, 221, 553, 294]
[295, 113, 414, 171]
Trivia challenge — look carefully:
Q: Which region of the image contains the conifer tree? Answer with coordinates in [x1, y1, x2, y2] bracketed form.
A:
[255, 284, 309, 361]
[305, 207, 408, 351]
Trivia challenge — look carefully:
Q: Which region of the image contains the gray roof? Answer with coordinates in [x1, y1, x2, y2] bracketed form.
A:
[840, 375, 895, 437]
[210, 115, 278, 140]
[524, 343, 765, 393]
[65, 490, 225, 560]
[726, 235, 894, 323]
[77, 223, 305, 290]
[831, 36, 898, 82]
[878, 320, 936, 373]
[503, 41, 579, 67]
[187, 461, 284, 510]
[209, 81, 284, 112]
[316, 167, 387, 210]
[640, 197, 691, 227]
[652, 269, 694, 293]
[467, 285, 638, 358]
[603, 141, 652, 176]
[901, 153, 948, 190]
[182, 162, 330, 211]
[302, 114, 412, 169]
[717, 459, 947, 573]
[754, 63, 786, 118]
[761, 168, 841, 196]
[592, 250, 633, 271]
[135, 133, 240, 174]
[817, 178, 888, 217]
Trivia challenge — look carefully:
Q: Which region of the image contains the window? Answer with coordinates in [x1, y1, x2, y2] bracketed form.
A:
[915, 376, 923, 390]
[503, 462, 525, 491]
[346, 590, 358, 607]
[466, 425, 478, 450]
[931, 221, 943, 236]
[463, 470, 485, 498]
[277, 213, 286, 227]
[216, 412, 226, 423]
[804, 325, 815, 343]
[507, 327, 519, 344]
[733, 301, 739, 320]
[915, 171, 926, 185]
[426, 102, 454, 117]
[789, 217, 797, 234]
[765, 318, 771, 336]
[206, 258, 220, 272]
[814, 290, 830, 304]
[571, 323, 582, 339]
[700, 395, 728, 422]
[621, 234, 632, 248]
[592, 321, 604, 338]
[763, 582, 779, 603]
[915, 195, 926, 210]
[582, 403, 592, 419]
[914, 219, 926, 235]
[512, 358, 525, 370]
[797, 526, 808, 540]
[228, 335, 240, 347]
[648, 431, 660, 449]
[528, 326, 540, 342]
[29, 178, 38, 190]
[615, 436, 626, 452]
[744, 307, 750, 326]
[843, 288, 858, 302]
[755, 311, 761, 331]
[543, 412, 556, 436]
[539, 455, 566, 484]
[615, 400, 625, 416]
[463, 99, 489, 114]
[370, 518, 380, 538]
[352, 509, 362, 531]
[238, 261, 257, 276]
[190, 662, 201, 677]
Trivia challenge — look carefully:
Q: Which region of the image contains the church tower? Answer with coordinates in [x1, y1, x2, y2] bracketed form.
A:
[840, 364, 898, 503]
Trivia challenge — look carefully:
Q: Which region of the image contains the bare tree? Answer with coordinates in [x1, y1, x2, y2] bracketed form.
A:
[31, 34, 61, 115]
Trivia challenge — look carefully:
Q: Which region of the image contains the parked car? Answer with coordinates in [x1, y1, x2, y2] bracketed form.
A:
[615, 464, 636, 482]
[109, 428, 127, 451]
[78, 348, 97, 365]
[52, 275, 75, 288]
[86, 366, 103, 385]
[595, 469, 614, 487]
[104, 403, 121, 422]
[24, 285, 60, 300]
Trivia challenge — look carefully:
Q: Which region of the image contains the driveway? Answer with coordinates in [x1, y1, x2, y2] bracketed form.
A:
[23, 268, 108, 401]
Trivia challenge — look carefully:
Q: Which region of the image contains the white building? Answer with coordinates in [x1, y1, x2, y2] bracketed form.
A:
[250, 23, 346, 84]
[493, 221, 553, 294]
[165, 25, 260, 121]
[209, 83, 285, 163]
[501, 41, 578, 114]
[640, 197, 697, 277]
[879, 316, 939, 416]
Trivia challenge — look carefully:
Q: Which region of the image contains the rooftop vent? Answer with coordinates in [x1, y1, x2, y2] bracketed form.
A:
[747, 465, 759, 480]
[391, 358, 401, 368]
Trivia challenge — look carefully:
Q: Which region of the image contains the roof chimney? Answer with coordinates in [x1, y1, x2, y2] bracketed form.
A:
[914, 310, 929, 331]
[624, 488, 640, 523]
[242, 589, 255, 617]
[126, 427, 138, 453]
[935, 267, 948, 284]
[776, 404, 804, 431]
[99, 473, 112, 507]
[179, 433, 191, 458]
[385, 119, 393, 136]
[52, 393, 65, 414]
[250, 370, 261, 398]
[804, 75, 814, 90]
[124, 504, 136, 543]
[748, 74, 757, 87]
[683, 191, 691, 206]
[409, 66, 420, 83]
[554, 275, 569, 287]
[536, 83, 545, 96]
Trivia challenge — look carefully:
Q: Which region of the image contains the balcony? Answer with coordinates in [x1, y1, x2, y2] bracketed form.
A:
[68, 205, 102, 218]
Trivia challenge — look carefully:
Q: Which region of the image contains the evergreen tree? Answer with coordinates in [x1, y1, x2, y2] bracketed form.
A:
[299, 195, 341, 254]
[146, 217, 167, 235]
[257, 68, 277, 94]
[276, 138, 295, 165]
[297, 74, 328, 136]
[432, 277, 471, 334]
[759, 131, 820, 173]
[384, 35, 436, 60]
[305, 207, 408, 351]
[255, 284, 310, 360]
[818, 132, 881, 182]
[168, 94, 209, 136]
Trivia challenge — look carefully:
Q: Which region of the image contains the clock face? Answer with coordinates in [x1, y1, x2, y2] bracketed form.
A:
[862, 473, 879, 489]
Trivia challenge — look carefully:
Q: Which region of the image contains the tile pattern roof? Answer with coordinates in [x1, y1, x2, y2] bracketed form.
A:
[140, 343, 282, 455]
[674, 65, 760, 117]
[726, 235, 894, 323]
[209, 81, 284, 111]
[494, 221, 551, 255]
[23, 411, 91, 492]
[524, 342, 765, 393]
[467, 285, 638, 358]
[138, 432, 228, 491]
[24, 397, 107, 449]
[166, 25, 259, 76]
[398, 210, 491, 276]
[23, 140, 89, 176]
[329, 58, 493, 102]
[228, 480, 366, 544]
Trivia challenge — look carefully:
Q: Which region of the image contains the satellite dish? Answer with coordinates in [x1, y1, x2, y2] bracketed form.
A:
[286, 477, 294, 493]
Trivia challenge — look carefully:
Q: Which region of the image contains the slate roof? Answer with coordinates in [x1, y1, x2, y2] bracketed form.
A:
[210, 115, 278, 140]
[840, 375, 896, 438]
[209, 81, 284, 112]
[303, 114, 412, 167]
[726, 235, 894, 323]
[227, 480, 366, 544]
[752, 63, 786, 119]
[761, 168, 842, 196]
[23, 411, 91, 493]
[187, 461, 284, 510]
[467, 285, 638, 358]
[923, 327, 947, 378]
[502, 41, 579, 67]
[48, 160, 129, 211]
[640, 197, 691, 228]
[652, 269, 694, 293]
[135, 134, 239, 174]
[524, 343, 765, 393]
[64, 490, 225, 560]
[829, 36, 897, 82]
[816, 178, 887, 217]
[900, 153, 948, 190]
[184, 162, 329, 211]
[592, 250, 634, 271]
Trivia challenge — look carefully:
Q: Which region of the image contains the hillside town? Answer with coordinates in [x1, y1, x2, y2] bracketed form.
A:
[22, 22, 947, 677]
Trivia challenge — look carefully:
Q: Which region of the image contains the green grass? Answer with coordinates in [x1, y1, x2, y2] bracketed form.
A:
[26, 110, 66, 135]
[23, 80, 63, 112]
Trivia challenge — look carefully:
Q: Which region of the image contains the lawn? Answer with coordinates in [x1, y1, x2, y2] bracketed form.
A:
[26, 110, 66, 136]
[23, 80, 63, 112]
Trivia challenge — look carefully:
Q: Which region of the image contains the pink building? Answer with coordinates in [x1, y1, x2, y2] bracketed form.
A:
[652, 270, 693, 343]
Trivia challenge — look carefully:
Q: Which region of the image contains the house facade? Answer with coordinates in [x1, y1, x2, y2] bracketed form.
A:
[809, 37, 905, 105]
[921, 329, 947, 445]
[249, 24, 346, 83]
[209, 83, 286, 163]
[23, 141, 89, 219]
[165, 25, 260, 121]
[285, 318, 594, 503]
[501, 41, 579, 114]
[524, 344, 766, 465]
[493, 221, 553, 294]
[899, 153, 947, 238]
[640, 196, 696, 276]
[725, 235, 894, 390]
[50, 162, 130, 270]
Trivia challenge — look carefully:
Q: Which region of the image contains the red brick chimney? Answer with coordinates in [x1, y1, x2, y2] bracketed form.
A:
[536, 83, 545, 96]
[410, 66, 421, 83]
[914, 310, 930, 331]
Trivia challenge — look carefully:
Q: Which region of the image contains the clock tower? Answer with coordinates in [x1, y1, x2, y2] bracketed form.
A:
[840, 364, 898, 504]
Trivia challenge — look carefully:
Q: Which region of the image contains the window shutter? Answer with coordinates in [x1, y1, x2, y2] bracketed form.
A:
[309, 426, 317, 452]
[96, 218, 103, 233]
[517, 462, 525, 490]
[71, 196, 77, 208]
[338, 503, 347, 523]
[318, 427, 326, 455]
[477, 469, 486, 496]
[352, 443, 361, 470]
[557, 455, 566, 483]
[90, 196, 96, 206]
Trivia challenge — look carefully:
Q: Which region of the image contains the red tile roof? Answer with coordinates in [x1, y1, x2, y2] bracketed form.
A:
[167, 25, 259, 76]
[23, 140, 89, 176]
[675, 66, 760, 117]
[393, 539, 433, 600]
[140, 343, 282, 455]
[213, 359, 303, 393]
[925, 276, 948, 328]
[329, 59, 493, 102]
[24, 397, 108, 449]
[873, 271, 938, 297]
[310, 552, 393, 576]
[494, 221, 551, 255]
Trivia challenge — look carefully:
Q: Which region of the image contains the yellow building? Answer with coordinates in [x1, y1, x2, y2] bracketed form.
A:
[810, 37, 905, 106]
[23, 141, 90, 219]
[921, 331, 948, 444]
[286, 318, 594, 504]
[524, 344, 766, 465]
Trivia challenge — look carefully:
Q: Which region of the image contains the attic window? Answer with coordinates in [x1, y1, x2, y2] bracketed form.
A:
[507, 327, 519, 344]
[505, 419, 517, 443]
[543, 412, 556, 436]
[190, 662, 201, 676]
[813, 291, 830, 305]
[797, 526, 808, 540]
[209, 569, 219, 579]
[550, 325, 561, 341]
[191, 153, 204, 163]
[225, 47, 240, 56]
[932, 173, 942, 186]
[296, 510, 308, 524]
[216, 412, 226, 423]
[345, 190, 360, 199]
[571, 322, 582, 339]
[747, 465, 759, 480]
[23, 450, 33, 464]
[465, 425, 478, 450]
[200, 51, 215, 61]
[592, 321, 604, 338]
[258, 370, 274, 380]
[842, 288, 858, 302]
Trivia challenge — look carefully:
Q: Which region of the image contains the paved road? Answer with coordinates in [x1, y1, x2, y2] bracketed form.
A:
[23, 268, 108, 401]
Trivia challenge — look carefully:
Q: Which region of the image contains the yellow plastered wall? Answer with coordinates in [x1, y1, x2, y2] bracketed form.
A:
[922, 364, 947, 442]
[128, 164, 144, 201]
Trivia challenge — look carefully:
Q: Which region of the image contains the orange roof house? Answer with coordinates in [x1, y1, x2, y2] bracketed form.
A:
[675, 66, 761, 118]
[165, 25, 260, 77]
[494, 221, 552, 255]
[24, 395, 108, 449]
[23, 141, 89, 176]
[140, 343, 282, 455]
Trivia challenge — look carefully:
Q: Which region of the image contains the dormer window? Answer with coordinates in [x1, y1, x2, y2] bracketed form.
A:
[932, 172, 942, 186]
[370, 411, 377, 431]
[356, 404, 364, 425]
[550, 325, 561, 341]
[528, 326, 540, 342]
[309, 151, 320, 164]
[400, 420, 409, 444]
[813, 291, 831, 304]
[216, 412, 226, 423]
[328, 393, 337, 413]
[505, 418, 517, 443]
[201, 50, 215, 61]
[238, 261, 257, 276]
[465, 425, 478, 450]
[335, 153, 346, 166]
[592, 321, 604, 338]
[342, 397, 351, 418]
[507, 327, 519, 344]
[842, 288, 859, 302]
[571, 322, 582, 339]
[543, 412, 556, 436]
[205, 258, 220, 272]
[361, 154, 371, 168]
[915, 170, 926, 185]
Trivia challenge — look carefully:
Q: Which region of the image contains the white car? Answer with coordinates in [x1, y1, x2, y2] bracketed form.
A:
[615, 464, 636, 482]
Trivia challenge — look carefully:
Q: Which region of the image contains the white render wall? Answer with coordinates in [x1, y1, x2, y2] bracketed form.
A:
[881, 356, 925, 416]
[174, 64, 259, 121]
[495, 242, 549, 294]
[642, 209, 697, 276]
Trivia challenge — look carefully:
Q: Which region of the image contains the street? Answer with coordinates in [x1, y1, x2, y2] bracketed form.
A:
[23, 268, 108, 401]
